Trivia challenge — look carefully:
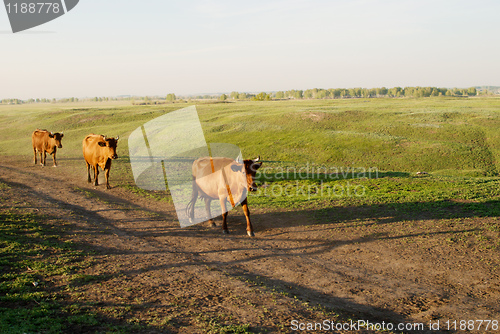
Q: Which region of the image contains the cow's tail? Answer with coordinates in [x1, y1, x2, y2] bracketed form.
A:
[186, 176, 198, 224]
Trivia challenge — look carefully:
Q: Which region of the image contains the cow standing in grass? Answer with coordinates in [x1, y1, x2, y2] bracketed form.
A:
[186, 156, 262, 236]
[32, 129, 64, 167]
[82, 134, 119, 189]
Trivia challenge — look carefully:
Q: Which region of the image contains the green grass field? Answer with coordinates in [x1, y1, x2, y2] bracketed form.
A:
[2, 97, 500, 206]
[1, 97, 500, 175]
[1, 97, 500, 213]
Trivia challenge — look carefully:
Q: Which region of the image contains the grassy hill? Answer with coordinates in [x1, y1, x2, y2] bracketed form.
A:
[1, 97, 500, 177]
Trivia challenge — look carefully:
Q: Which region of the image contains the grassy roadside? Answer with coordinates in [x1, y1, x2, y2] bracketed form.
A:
[0, 208, 100, 333]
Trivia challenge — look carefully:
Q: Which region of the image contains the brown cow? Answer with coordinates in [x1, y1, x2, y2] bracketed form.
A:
[32, 129, 64, 167]
[186, 156, 262, 236]
[82, 134, 119, 189]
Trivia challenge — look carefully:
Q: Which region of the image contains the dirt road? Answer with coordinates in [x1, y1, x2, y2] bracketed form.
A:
[1, 156, 499, 333]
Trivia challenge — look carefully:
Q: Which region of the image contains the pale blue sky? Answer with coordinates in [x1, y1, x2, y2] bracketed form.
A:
[1, 0, 499, 99]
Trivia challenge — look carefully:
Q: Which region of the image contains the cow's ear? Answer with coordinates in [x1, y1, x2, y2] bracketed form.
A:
[60, 133, 64, 138]
[254, 162, 262, 170]
[49, 133, 54, 138]
[231, 164, 243, 172]
[98, 141, 106, 147]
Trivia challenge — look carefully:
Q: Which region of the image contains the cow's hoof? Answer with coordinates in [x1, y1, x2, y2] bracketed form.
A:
[223, 229, 230, 234]
[247, 231, 255, 237]
[189, 218, 193, 224]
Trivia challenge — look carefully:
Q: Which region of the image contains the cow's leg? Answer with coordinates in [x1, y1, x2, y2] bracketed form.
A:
[104, 160, 112, 189]
[33, 148, 37, 165]
[42, 151, 46, 166]
[220, 198, 229, 234]
[93, 165, 99, 186]
[86, 162, 92, 183]
[241, 198, 254, 237]
[186, 181, 198, 224]
[204, 198, 216, 227]
[104, 168, 111, 189]
[52, 150, 57, 167]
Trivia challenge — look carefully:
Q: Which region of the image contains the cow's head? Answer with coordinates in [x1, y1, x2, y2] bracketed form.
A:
[231, 156, 262, 192]
[49, 132, 64, 148]
[98, 136, 119, 160]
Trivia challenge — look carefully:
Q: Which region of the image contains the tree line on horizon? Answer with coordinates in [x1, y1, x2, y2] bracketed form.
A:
[170, 86, 485, 102]
[0, 86, 495, 105]
[237, 86, 480, 101]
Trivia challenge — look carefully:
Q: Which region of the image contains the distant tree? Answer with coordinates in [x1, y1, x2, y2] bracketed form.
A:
[328, 89, 338, 98]
[377, 87, 388, 96]
[316, 89, 327, 99]
[284, 90, 303, 99]
[238, 92, 247, 100]
[403, 87, 414, 97]
[252, 92, 271, 101]
[275, 91, 285, 99]
[388, 87, 402, 97]
[467, 87, 477, 96]
[166, 93, 176, 102]
[230, 91, 239, 100]
[423, 87, 433, 97]
[220, 94, 227, 101]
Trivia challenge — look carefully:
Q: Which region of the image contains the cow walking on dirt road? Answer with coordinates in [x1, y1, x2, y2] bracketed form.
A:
[32, 129, 64, 167]
[186, 156, 262, 236]
[82, 134, 119, 189]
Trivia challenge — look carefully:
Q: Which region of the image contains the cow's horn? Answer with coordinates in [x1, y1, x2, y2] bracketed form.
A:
[115, 136, 119, 141]
[253, 156, 260, 162]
